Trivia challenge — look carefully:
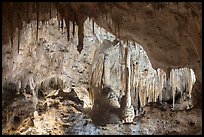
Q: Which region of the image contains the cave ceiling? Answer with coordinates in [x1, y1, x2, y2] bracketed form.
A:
[2, 2, 202, 73]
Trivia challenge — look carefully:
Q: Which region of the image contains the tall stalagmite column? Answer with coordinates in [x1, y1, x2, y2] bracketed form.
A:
[125, 46, 131, 107]
[122, 45, 135, 123]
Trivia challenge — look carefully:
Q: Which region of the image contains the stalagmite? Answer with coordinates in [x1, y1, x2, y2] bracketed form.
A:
[123, 45, 135, 123]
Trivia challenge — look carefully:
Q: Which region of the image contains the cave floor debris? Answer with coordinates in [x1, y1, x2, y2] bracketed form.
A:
[2, 89, 202, 135]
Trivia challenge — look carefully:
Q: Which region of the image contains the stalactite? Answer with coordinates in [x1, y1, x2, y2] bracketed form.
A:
[73, 21, 75, 37]
[65, 19, 70, 41]
[152, 75, 155, 102]
[180, 68, 183, 101]
[92, 19, 94, 34]
[31, 20, 33, 28]
[57, 10, 60, 31]
[49, 4, 52, 19]
[77, 18, 84, 53]
[146, 78, 150, 103]
[26, 3, 29, 20]
[170, 69, 175, 109]
[188, 68, 195, 99]
[148, 80, 152, 103]
[56, 9, 58, 19]
[61, 18, 64, 34]
[58, 19, 61, 31]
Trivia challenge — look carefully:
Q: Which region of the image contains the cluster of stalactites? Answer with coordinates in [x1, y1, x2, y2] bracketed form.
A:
[170, 67, 196, 109]
[130, 66, 196, 111]
[129, 67, 196, 111]
[89, 40, 197, 111]
[6, 3, 60, 53]
[5, 2, 86, 54]
[136, 68, 166, 109]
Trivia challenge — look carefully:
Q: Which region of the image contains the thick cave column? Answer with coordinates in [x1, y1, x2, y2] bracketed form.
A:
[122, 45, 135, 123]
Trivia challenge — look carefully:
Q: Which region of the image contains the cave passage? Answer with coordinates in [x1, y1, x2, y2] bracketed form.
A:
[2, 2, 201, 135]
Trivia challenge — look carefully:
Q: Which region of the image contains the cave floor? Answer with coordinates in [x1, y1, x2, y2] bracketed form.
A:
[2, 90, 202, 135]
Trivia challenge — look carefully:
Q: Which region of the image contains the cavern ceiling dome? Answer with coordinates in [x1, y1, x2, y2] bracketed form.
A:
[2, 2, 202, 135]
